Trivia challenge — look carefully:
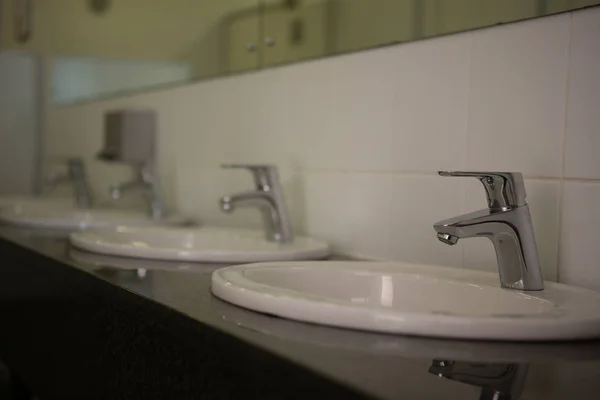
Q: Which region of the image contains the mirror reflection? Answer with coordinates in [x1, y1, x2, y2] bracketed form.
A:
[429, 359, 528, 400]
[2, 0, 599, 104]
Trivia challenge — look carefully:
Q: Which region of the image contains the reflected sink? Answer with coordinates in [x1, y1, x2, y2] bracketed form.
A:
[0, 195, 72, 209]
[211, 261, 600, 341]
[0, 202, 186, 230]
[69, 247, 214, 272]
[70, 226, 330, 263]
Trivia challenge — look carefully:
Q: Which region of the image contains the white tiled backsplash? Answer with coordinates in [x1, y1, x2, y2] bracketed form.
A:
[46, 8, 600, 290]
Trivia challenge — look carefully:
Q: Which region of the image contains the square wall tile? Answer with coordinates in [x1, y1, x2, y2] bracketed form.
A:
[303, 46, 398, 171]
[466, 14, 570, 177]
[565, 7, 600, 179]
[172, 72, 270, 169]
[391, 33, 471, 172]
[388, 175, 464, 267]
[463, 179, 560, 281]
[559, 181, 600, 291]
[303, 172, 392, 259]
[256, 58, 337, 170]
[180, 57, 337, 171]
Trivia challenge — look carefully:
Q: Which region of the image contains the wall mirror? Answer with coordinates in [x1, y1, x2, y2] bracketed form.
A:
[2, 0, 598, 105]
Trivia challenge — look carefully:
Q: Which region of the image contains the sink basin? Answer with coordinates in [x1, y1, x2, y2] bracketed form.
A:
[69, 227, 330, 263]
[0, 203, 186, 230]
[211, 261, 600, 341]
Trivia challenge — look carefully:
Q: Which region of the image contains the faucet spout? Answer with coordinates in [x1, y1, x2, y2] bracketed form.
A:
[433, 171, 544, 291]
[220, 191, 287, 242]
[108, 163, 167, 220]
[219, 165, 293, 243]
[220, 191, 274, 213]
[435, 206, 543, 291]
[434, 208, 505, 241]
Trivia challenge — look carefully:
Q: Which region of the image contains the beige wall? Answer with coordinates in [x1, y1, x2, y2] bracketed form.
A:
[5, 0, 599, 93]
[3, 0, 599, 62]
[331, 0, 415, 52]
[547, 0, 600, 12]
[1, 0, 257, 63]
[424, 0, 539, 36]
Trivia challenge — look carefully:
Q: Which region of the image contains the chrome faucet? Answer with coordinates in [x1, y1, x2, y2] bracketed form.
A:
[219, 164, 293, 243]
[433, 171, 544, 291]
[109, 161, 166, 220]
[46, 157, 93, 208]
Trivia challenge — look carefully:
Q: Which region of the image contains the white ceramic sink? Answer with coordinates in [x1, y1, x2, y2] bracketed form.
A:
[211, 261, 600, 341]
[0, 202, 185, 230]
[70, 226, 330, 263]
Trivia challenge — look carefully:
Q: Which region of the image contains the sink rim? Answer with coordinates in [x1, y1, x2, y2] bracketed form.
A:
[212, 291, 600, 362]
[69, 226, 330, 263]
[212, 261, 600, 342]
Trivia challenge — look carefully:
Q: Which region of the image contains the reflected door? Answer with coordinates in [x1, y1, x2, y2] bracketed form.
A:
[546, 0, 600, 13]
[225, 11, 261, 73]
[261, 0, 328, 67]
[330, 0, 416, 53]
[423, 0, 539, 36]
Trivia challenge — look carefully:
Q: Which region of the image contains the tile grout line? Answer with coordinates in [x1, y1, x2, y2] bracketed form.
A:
[555, 11, 575, 283]
[384, 51, 403, 262]
[196, 166, 600, 183]
[461, 32, 475, 269]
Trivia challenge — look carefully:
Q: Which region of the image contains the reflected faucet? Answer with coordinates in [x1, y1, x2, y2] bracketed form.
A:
[429, 359, 528, 400]
[219, 164, 293, 243]
[108, 161, 167, 220]
[433, 171, 543, 291]
[46, 157, 93, 208]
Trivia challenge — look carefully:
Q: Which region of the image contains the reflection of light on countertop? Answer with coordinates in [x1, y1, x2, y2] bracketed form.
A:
[466, 283, 485, 290]
[381, 275, 393, 307]
[131, 241, 149, 247]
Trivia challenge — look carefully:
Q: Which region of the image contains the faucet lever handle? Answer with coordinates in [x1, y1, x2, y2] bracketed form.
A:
[221, 164, 278, 189]
[438, 171, 527, 209]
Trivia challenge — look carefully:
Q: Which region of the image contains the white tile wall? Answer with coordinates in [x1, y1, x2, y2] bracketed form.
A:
[390, 35, 471, 173]
[46, 7, 600, 290]
[315, 47, 396, 171]
[466, 15, 570, 177]
[565, 7, 600, 179]
[388, 175, 465, 267]
[560, 182, 600, 290]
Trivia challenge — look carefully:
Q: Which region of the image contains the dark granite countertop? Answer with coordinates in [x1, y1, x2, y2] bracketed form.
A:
[1, 226, 600, 399]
